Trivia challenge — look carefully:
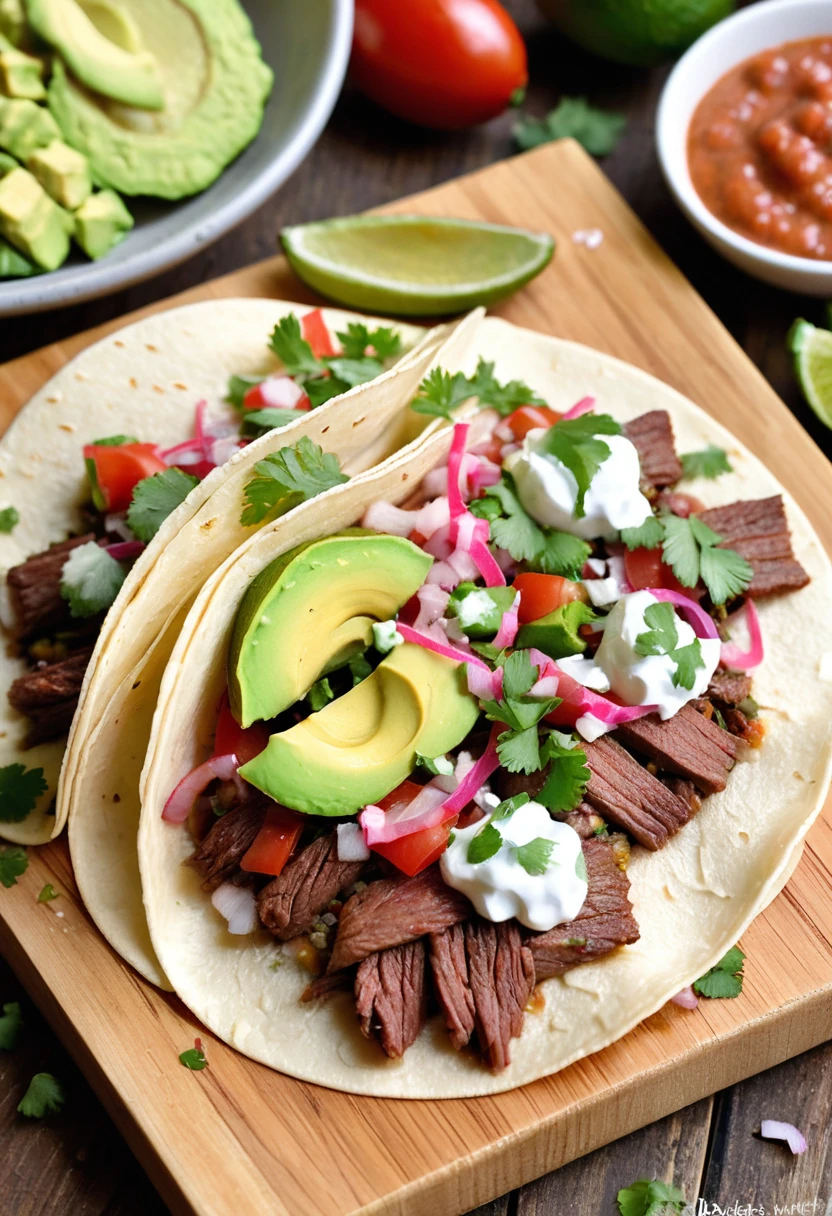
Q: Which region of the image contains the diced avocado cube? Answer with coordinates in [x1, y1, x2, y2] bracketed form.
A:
[0, 232, 39, 275]
[0, 148, 16, 174]
[27, 139, 91, 208]
[73, 187, 132, 259]
[0, 0, 25, 47]
[0, 48, 46, 100]
[0, 166, 71, 269]
[0, 97, 60, 161]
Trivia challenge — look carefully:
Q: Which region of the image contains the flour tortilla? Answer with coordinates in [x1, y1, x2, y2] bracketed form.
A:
[0, 298, 436, 848]
[138, 316, 832, 1097]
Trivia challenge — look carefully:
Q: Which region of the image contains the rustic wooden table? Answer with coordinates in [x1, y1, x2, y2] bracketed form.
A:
[2, 2, 831, 1213]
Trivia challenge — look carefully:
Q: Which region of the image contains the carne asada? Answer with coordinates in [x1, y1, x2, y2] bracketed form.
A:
[616, 703, 736, 796]
[697, 496, 810, 597]
[622, 410, 684, 489]
[355, 940, 428, 1059]
[583, 735, 695, 849]
[190, 796, 269, 892]
[257, 833, 368, 940]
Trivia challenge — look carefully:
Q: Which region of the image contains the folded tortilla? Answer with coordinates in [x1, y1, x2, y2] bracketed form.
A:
[137, 316, 832, 1097]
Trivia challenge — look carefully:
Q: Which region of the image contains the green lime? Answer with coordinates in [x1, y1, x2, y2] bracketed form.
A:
[280, 215, 554, 316]
[788, 318, 832, 430]
[535, 0, 735, 67]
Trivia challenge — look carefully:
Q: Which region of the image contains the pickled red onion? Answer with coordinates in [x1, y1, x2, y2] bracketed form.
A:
[561, 396, 596, 421]
[105, 541, 145, 561]
[396, 623, 489, 670]
[648, 588, 719, 641]
[719, 598, 763, 670]
[447, 421, 470, 545]
[493, 592, 520, 649]
[361, 781, 449, 845]
[162, 753, 244, 823]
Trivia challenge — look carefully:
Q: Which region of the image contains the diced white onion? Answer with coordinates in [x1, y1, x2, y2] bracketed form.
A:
[211, 883, 258, 935]
[337, 821, 371, 862]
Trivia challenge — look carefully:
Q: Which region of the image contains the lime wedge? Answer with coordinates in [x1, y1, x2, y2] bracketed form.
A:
[280, 215, 554, 316]
[788, 318, 832, 430]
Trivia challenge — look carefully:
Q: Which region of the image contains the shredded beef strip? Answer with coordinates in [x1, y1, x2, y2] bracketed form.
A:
[8, 644, 95, 746]
[615, 703, 736, 797]
[529, 835, 640, 980]
[6, 534, 96, 638]
[696, 496, 809, 597]
[464, 919, 535, 1071]
[257, 833, 367, 941]
[428, 922, 476, 1051]
[583, 734, 693, 849]
[354, 940, 428, 1059]
[328, 864, 472, 973]
[662, 777, 702, 817]
[301, 969, 354, 1003]
[707, 670, 752, 706]
[622, 410, 683, 489]
[189, 794, 269, 892]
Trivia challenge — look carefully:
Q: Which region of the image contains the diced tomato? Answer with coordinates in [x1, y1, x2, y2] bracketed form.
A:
[513, 572, 587, 623]
[83, 442, 167, 513]
[214, 691, 270, 765]
[506, 405, 562, 440]
[478, 435, 506, 465]
[242, 375, 311, 412]
[240, 806, 304, 876]
[544, 666, 587, 730]
[408, 529, 427, 547]
[624, 545, 664, 591]
[657, 491, 706, 519]
[369, 779, 455, 876]
[301, 308, 337, 358]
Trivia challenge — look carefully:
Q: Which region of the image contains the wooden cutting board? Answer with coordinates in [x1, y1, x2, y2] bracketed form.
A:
[2, 140, 831, 1216]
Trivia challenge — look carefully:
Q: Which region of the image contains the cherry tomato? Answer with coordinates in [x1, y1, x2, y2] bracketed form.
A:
[84, 443, 167, 513]
[301, 308, 337, 358]
[351, 0, 528, 130]
[505, 405, 562, 440]
[513, 572, 588, 623]
[214, 692, 271, 765]
[369, 779, 456, 876]
[240, 805, 304, 876]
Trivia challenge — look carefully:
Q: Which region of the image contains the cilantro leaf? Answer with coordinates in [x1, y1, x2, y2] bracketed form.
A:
[617, 1178, 686, 1216]
[680, 445, 733, 480]
[240, 437, 348, 526]
[226, 373, 263, 410]
[307, 677, 333, 712]
[0, 764, 47, 823]
[515, 836, 555, 876]
[411, 367, 476, 419]
[537, 731, 590, 813]
[18, 1073, 65, 1118]
[179, 1046, 208, 1070]
[268, 314, 323, 379]
[502, 649, 538, 699]
[478, 475, 590, 577]
[59, 541, 126, 618]
[467, 822, 503, 864]
[698, 544, 754, 607]
[661, 514, 753, 605]
[635, 601, 678, 657]
[620, 514, 664, 551]
[467, 359, 545, 415]
[416, 753, 454, 777]
[491, 793, 530, 822]
[126, 468, 199, 543]
[325, 356, 384, 388]
[671, 641, 704, 690]
[0, 846, 28, 888]
[515, 97, 627, 157]
[348, 652, 373, 686]
[0, 505, 19, 533]
[482, 651, 559, 774]
[241, 407, 309, 437]
[575, 851, 588, 881]
[538, 414, 621, 517]
[497, 725, 544, 774]
[660, 514, 700, 588]
[411, 359, 544, 420]
[37, 883, 58, 903]
[693, 945, 745, 999]
[90, 434, 139, 447]
[335, 323, 402, 361]
[305, 376, 351, 408]
[0, 1001, 23, 1050]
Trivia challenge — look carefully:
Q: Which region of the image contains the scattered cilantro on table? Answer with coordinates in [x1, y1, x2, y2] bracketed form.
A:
[514, 97, 627, 157]
[0, 505, 19, 533]
[179, 1045, 208, 1071]
[680, 445, 733, 480]
[60, 542, 126, 618]
[537, 413, 621, 517]
[240, 437, 348, 526]
[17, 1072, 65, 1118]
[479, 651, 559, 774]
[617, 1177, 687, 1216]
[411, 358, 544, 420]
[0, 1001, 23, 1050]
[0, 764, 47, 824]
[37, 883, 58, 903]
[634, 601, 704, 691]
[693, 945, 745, 999]
[469, 475, 590, 578]
[126, 468, 200, 543]
[536, 730, 590, 813]
[0, 847, 28, 888]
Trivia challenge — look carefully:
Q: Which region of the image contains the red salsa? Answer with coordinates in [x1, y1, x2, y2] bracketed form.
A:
[688, 37, 832, 260]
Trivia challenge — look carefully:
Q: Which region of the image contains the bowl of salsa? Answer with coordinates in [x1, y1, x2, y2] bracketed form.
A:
[657, 0, 832, 293]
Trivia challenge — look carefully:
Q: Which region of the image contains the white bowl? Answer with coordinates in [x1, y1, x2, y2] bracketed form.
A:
[657, 0, 832, 295]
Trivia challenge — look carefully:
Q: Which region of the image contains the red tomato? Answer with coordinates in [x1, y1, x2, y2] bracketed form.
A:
[242, 376, 311, 412]
[351, 0, 528, 130]
[84, 443, 167, 513]
[623, 545, 664, 591]
[506, 405, 562, 440]
[513, 572, 587, 623]
[214, 692, 270, 765]
[544, 667, 586, 730]
[370, 779, 456, 876]
[240, 806, 304, 876]
[301, 308, 337, 358]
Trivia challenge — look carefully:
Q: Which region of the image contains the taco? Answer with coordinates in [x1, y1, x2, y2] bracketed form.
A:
[0, 298, 446, 850]
[137, 316, 832, 1098]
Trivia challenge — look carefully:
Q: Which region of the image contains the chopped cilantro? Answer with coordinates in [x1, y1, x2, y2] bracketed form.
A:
[304, 376, 350, 408]
[538, 413, 621, 517]
[348, 652, 373, 686]
[17, 1072, 65, 1118]
[59, 541, 126, 618]
[536, 731, 590, 813]
[126, 468, 199, 543]
[240, 436, 348, 526]
[491, 793, 530, 822]
[90, 434, 139, 446]
[467, 359, 546, 416]
[575, 851, 588, 881]
[416, 753, 454, 777]
[693, 945, 745, 999]
[661, 514, 752, 605]
[660, 515, 700, 587]
[713, 706, 728, 731]
[336, 322, 402, 361]
[480, 651, 560, 774]
[411, 367, 476, 419]
[326, 355, 384, 388]
[37, 883, 58, 903]
[0, 505, 19, 533]
[620, 514, 664, 551]
[268, 314, 323, 379]
[617, 1177, 686, 1216]
[241, 407, 309, 437]
[680, 445, 733, 480]
[411, 359, 544, 421]
[737, 696, 759, 719]
[514, 97, 627, 157]
[0, 764, 47, 824]
[0, 1001, 23, 1050]
[179, 1046, 208, 1071]
[307, 677, 334, 712]
[515, 836, 555, 876]
[0, 846, 28, 888]
[226, 373, 263, 410]
[634, 601, 704, 690]
[470, 475, 590, 578]
[467, 822, 502, 864]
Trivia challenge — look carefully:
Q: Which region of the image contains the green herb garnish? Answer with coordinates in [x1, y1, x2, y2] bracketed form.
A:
[126, 468, 200, 543]
[0, 846, 28, 888]
[336, 323, 402, 361]
[620, 514, 664, 551]
[0, 764, 47, 824]
[240, 437, 348, 526]
[411, 358, 544, 421]
[693, 945, 745, 999]
[37, 883, 58, 903]
[479, 651, 559, 774]
[634, 600, 704, 691]
[179, 1046, 208, 1071]
[0, 1001, 23, 1050]
[514, 98, 627, 157]
[17, 1072, 65, 1118]
[59, 541, 126, 618]
[0, 505, 19, 533]
[469, 474, 590, 578]
[617, 1177, 686, 1216]
[680, 445, 733, 480]
[538, 413, 622, 518]
[416, 753, 454, 777]
[536, 731, 590, 813]
[515, 836, 555, 876]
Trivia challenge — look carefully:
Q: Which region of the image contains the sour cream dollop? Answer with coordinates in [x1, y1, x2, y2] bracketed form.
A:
[440, 799, 588, 932]
[558, 589, 720, 720]
[505, 431, 652, 540]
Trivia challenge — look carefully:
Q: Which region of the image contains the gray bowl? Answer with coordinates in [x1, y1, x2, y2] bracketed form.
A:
[0, 0, 353, 317]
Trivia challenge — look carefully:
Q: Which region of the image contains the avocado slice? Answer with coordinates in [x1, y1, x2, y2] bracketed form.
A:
[0, 165, 69, 268]
[0, 0, 25, 46]
[26, 0, 164, 110]
[239, 643, 480, 817]
[229, 532, 434, 728]
[78, 0, 142, 53]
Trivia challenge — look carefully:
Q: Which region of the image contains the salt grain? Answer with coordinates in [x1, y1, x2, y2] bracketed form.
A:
[572, 228, 604, 250]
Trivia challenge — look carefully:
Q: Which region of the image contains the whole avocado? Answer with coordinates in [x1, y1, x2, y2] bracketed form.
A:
[535, 0, 735, 67]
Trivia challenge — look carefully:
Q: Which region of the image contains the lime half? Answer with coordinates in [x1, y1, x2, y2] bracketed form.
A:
[788, 318, 832, 430]
[280, 215, 554, 316]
